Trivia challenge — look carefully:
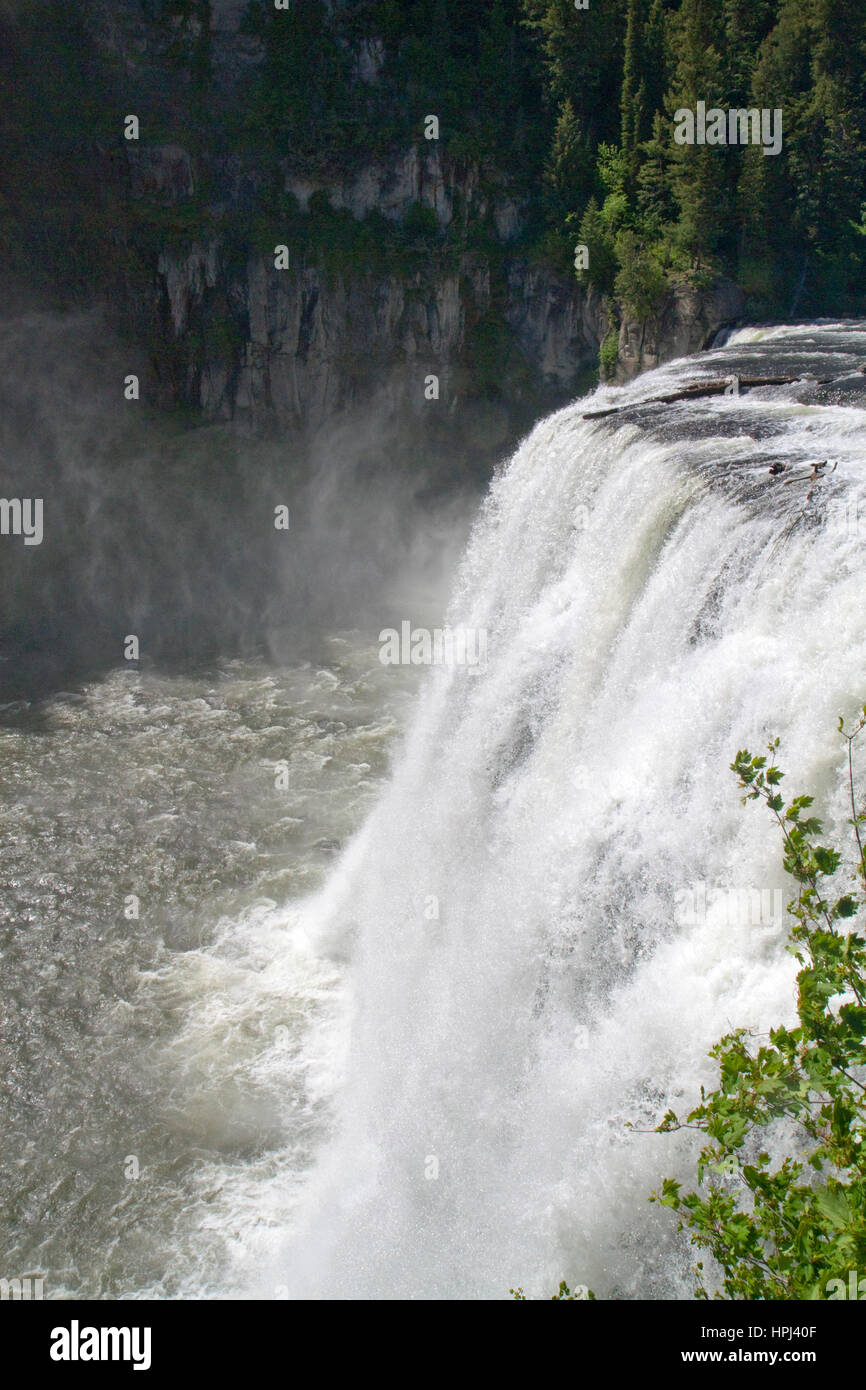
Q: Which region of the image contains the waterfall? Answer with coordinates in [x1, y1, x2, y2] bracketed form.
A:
[266, 323, 866, 1299]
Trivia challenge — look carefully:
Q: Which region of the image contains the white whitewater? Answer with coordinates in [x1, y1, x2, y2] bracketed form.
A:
[260, 323, 866, 1299]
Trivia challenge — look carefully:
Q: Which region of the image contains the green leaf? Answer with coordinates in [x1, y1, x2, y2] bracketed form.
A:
[813, 1188, 851, 1229]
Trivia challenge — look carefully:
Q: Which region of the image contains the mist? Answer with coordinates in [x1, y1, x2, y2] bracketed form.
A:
[0, 308, 479, 698]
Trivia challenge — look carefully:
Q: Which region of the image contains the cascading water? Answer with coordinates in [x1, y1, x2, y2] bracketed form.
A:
[4, 321, 866, 1301]
[249, 322, 866, 1300]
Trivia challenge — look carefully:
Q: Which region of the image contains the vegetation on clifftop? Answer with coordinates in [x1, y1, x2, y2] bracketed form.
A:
[2, 1, 865, 370]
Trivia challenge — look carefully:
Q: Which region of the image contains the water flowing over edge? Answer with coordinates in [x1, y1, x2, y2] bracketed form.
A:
[222, 322, 866, 1300]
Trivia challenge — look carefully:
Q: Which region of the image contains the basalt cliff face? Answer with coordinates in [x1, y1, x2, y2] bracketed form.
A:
[614, 276, 747, 384]
[151, 228, 612, 437]
[137, 154, 742, 451]
[7, 1, 745, 462]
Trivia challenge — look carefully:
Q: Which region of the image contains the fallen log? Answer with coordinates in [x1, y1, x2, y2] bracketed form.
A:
[582, 375, 835, 420]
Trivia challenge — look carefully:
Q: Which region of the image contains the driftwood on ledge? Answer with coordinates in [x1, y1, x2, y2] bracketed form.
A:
[582, 375, 836, 420]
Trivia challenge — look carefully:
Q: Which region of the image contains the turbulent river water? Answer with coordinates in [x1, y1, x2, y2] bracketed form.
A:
[3, 322, 866, 1300]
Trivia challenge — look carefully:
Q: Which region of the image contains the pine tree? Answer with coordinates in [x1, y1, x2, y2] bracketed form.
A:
[620, 0, 645, 183]
[665, 0, 729, 266]
[636, 112, 677, 242]
[721, 0, 777, 104]
[544, 98, 594, 225]
[521, 0, 628, 144]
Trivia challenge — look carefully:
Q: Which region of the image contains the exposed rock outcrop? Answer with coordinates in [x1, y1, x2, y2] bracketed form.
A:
[614, 275, 747, 383]
[150, 234, 600, 437]
[128, 144, 196, 204]
[89, 1, 747, 451]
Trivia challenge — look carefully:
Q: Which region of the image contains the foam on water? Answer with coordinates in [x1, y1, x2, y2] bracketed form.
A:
[0, 643, 418, 1297]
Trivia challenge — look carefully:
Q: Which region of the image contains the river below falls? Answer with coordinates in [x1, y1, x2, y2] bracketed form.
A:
[0, 638, 419, 1297]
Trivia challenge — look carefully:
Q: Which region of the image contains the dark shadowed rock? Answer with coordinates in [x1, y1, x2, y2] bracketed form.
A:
[127, 144, 195, 205]
[615, 276, 747, 383]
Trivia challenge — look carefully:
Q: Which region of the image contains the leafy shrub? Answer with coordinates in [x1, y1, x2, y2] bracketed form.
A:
[517, 708, 866, 1301]
[511, 1281, 596, 1301]
[599, 326, 619, 379]
[576, 198, 617, 294]
[653, 709, 866, 1300]
[613, 229, 668, 322]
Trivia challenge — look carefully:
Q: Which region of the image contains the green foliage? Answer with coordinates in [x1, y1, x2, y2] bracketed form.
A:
[613, 230, 668, 321]
[7, 0, 866, 338]
[599, 326, 620, 379]
[635, 115, 677, 239]
[544, 99, 594, 227]
[551, 1280, 596, 1300]
[528, 0, 866, 314]
[239, 0, 358, 171]
[576, 199, 618, 295]
[510, 1280, 597, 1300]
[401, 200, 441, 245]
[521, 0, 627, 143]
[652, 708, 866, 1300]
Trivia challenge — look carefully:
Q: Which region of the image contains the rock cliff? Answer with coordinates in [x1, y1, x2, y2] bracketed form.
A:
[11, 0, 747, 456]
[614, 276, 747, 384]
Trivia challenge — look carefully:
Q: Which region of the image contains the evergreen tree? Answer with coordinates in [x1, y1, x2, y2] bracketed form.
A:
[620, 0, 647, 189]
[544, 98, 594, 226]
[622, 0, 668, 174]
[665, 0, 730, 265]
[636, 112, 677, 242]
[521, 0, 628, 143]
[721, 0, 777, 104]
